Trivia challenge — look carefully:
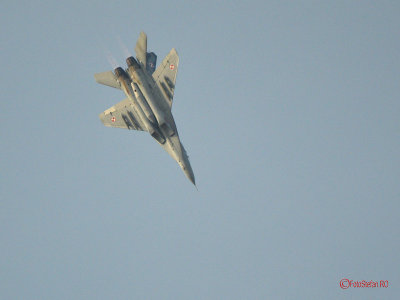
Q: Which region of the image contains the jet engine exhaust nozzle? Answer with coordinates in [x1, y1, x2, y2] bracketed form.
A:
[114, 67, 128, 78]
[126, 56, 141, 69]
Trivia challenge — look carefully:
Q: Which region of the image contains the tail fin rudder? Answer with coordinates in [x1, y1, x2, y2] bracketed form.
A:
[134, 31, 147, 67]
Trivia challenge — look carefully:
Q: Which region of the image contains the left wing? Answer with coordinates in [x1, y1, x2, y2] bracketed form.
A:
[152, 48, 179, 108]
[99, 98, 146, 131]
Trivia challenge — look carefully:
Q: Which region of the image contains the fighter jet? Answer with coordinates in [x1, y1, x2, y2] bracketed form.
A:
[94, 32, 195, 185]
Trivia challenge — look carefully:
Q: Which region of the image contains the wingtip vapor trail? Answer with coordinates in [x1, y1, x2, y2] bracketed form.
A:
[117, 36, 132, 58]
[105, 50, 119, 69]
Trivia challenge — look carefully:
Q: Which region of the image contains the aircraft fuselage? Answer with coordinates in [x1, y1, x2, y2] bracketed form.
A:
[113, 59, 195, 185]
[95, 32, 195, 185]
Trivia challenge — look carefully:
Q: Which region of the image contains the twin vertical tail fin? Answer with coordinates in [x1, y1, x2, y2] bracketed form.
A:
[135, 31, 157, 74]
[134, 31, 147, 67]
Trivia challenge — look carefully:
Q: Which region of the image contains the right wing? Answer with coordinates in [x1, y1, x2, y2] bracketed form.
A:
[152, 48, 179, 108]
[99, 98, 146, 131]
[94, 71, 121, 90]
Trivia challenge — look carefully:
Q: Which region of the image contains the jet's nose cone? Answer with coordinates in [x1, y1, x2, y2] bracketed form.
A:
[180, 161, 195, 186]
[184, 167, 196, 186]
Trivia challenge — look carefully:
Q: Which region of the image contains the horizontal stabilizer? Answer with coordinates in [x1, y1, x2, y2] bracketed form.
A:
[94, 71, 121, 89]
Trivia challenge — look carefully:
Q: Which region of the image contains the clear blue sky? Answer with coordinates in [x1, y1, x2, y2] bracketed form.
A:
[1, 1, 399, 299]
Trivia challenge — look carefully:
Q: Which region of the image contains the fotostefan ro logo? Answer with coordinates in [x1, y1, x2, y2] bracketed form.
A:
[339, 278, 389, 289]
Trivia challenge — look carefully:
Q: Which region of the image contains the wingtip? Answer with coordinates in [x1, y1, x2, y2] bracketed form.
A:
[171, 48, 178, 55]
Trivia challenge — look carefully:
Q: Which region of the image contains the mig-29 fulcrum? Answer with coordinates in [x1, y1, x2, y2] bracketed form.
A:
[94, 32, 195, 185]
